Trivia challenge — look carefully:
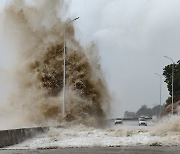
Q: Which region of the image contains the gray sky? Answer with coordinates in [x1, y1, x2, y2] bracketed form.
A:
[65, 0, 180, 117]
[0, 0, 180, 117]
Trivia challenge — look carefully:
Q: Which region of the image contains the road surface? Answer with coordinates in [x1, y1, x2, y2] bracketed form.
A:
[0, 146, 180, 154]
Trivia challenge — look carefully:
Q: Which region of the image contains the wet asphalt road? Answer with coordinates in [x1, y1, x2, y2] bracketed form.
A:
[0, 146, 180, 154]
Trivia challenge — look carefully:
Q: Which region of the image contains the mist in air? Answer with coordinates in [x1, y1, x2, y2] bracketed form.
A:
[0, 0, 110, 129]
[66, 0, 180, 115]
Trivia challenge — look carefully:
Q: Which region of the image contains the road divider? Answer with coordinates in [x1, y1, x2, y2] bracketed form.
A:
[0, 127, 49, 148]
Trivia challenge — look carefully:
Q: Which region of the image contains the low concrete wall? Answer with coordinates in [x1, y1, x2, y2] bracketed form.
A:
[0, 127, 49, 148]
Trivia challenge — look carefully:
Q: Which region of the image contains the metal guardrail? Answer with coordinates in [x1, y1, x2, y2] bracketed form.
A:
[108, 117, 152, 121]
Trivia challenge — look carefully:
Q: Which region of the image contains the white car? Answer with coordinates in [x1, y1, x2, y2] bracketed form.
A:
[138, 117, 147, 126]
[114, 118, 123, 125]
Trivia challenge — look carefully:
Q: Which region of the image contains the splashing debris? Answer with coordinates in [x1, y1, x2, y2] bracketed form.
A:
[0, 0, 110, 129]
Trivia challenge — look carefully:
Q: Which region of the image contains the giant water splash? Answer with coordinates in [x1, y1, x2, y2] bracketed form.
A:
[0, 0, 110, 128]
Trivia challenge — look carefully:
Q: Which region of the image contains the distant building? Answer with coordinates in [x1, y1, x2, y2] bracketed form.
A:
[124, 111, 137, 118]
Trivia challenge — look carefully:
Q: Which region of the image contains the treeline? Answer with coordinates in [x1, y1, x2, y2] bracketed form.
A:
[124, 105, 163, 118]
[163, 60, 180, 106]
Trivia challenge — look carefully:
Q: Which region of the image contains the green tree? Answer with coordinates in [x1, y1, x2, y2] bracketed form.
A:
[136, 105, 152, 117]
[163, 60, 180, 106]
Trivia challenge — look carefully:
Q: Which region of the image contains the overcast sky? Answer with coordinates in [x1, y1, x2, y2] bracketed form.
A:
[65, 0, 180, 117]
[0, 0, 180, 117]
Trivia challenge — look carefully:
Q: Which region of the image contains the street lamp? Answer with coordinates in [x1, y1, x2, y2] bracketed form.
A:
[63, 17, 80, 117]
[154, 73, 162, 118]
[164, 56, 174, 115]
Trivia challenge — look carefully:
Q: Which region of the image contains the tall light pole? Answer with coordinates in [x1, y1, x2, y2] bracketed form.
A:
[63, 17, 80, 117]
[164, 56, 174, 115]
[154, 73, 162, 118]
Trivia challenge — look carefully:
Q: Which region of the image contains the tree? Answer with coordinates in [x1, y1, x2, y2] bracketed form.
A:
[136, 105, 152, 117]
[125, 105, 163, 118]
[163, 60, 180, 106]
[124, 111, 136, 118]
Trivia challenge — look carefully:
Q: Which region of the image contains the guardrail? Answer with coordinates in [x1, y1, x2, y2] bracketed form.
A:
[108, 117, 152, 121]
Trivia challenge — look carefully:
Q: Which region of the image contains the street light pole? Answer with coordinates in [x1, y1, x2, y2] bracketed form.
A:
[62, 17, 80, 118]
[154, 73, 162, 118]
[164, 56, 174, 115]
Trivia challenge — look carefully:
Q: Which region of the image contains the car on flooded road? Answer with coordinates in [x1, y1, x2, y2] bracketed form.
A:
[114, 118, 123, 125]
[138, 117, 147, 126]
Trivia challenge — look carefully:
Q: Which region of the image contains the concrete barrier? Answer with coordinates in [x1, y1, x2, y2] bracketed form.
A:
[0, 127, 49, 148]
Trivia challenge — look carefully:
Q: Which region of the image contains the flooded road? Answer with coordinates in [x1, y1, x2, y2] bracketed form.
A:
[1, 146, 180, 154]
[1, 116, 180, 150]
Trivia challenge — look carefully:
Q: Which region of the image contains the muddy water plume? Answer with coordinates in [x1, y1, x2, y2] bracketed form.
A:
[0, 0, 110, 127]
[29, 43, 110, 123]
